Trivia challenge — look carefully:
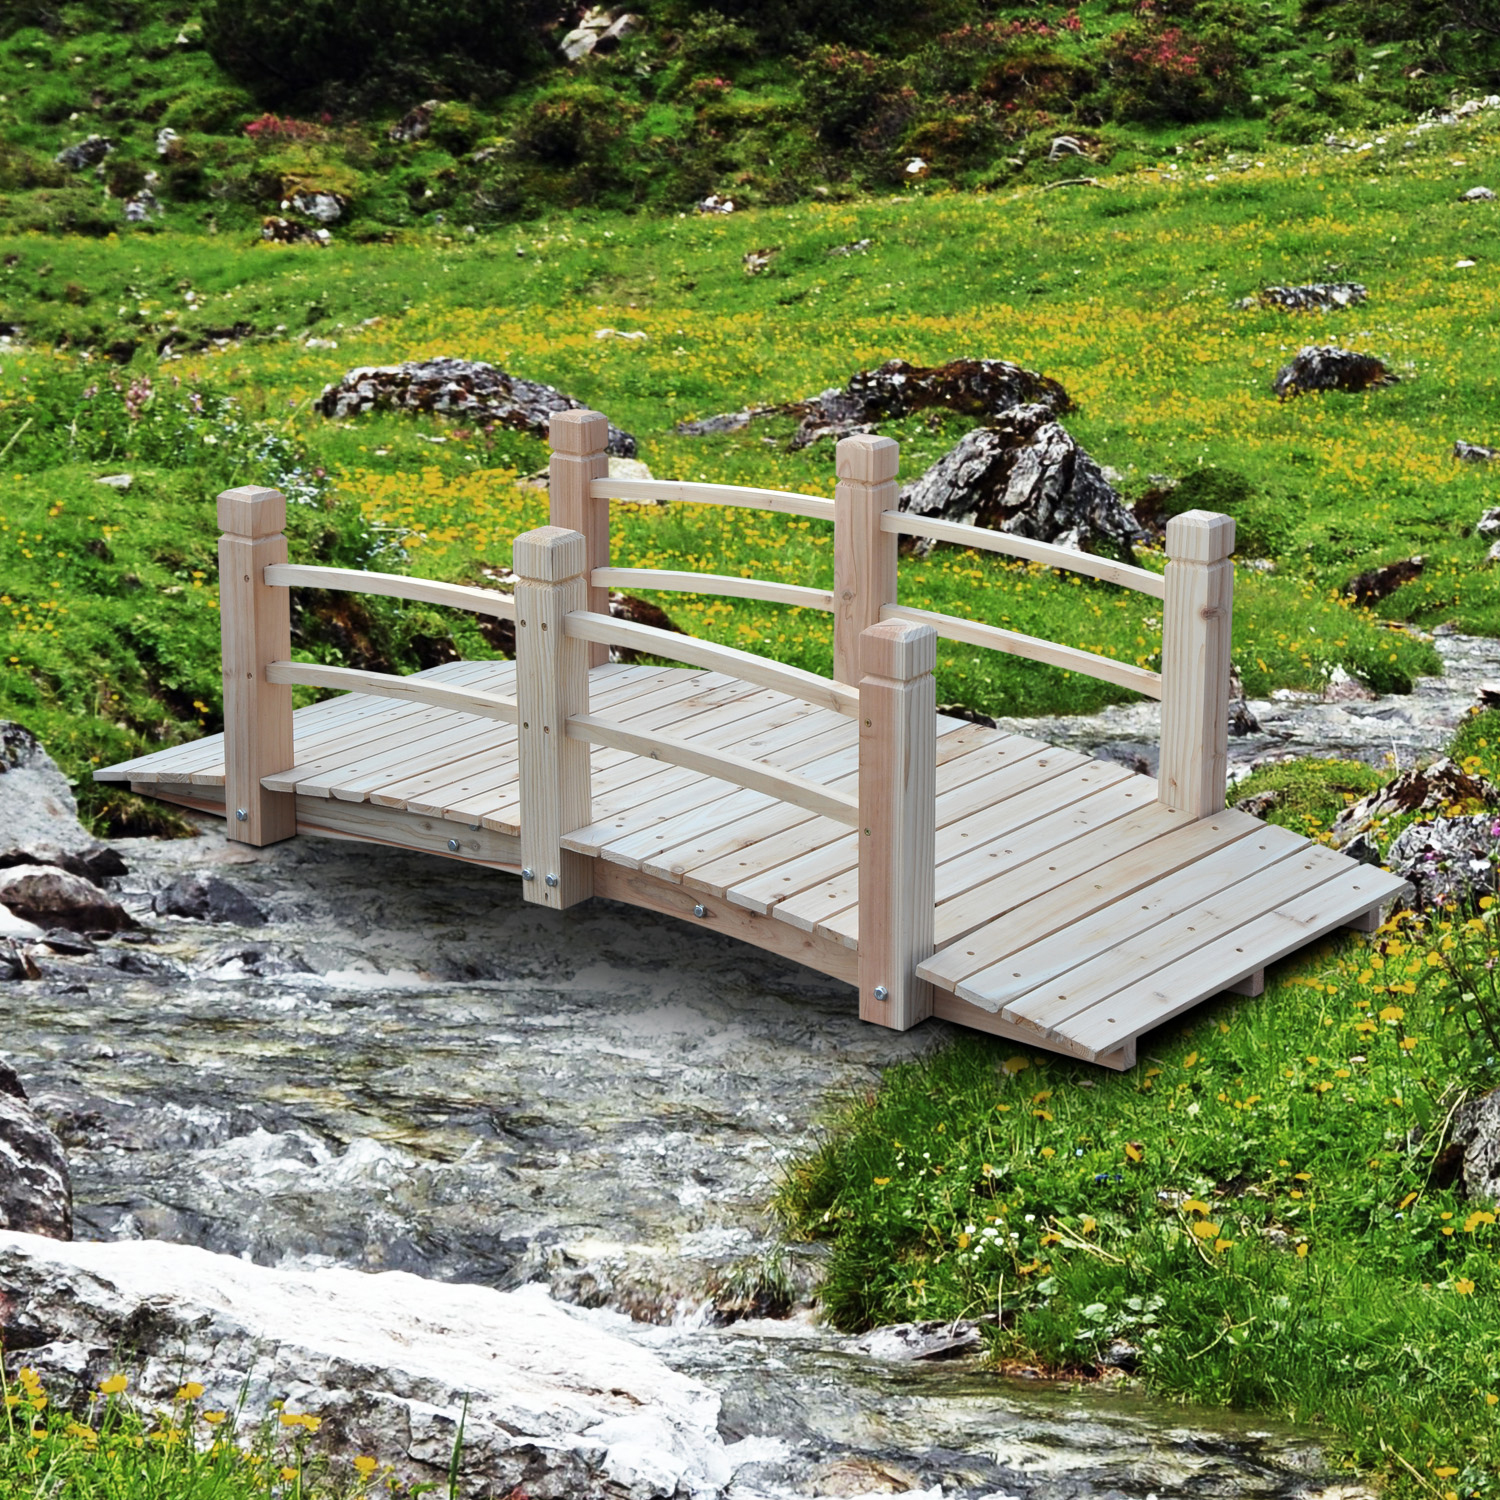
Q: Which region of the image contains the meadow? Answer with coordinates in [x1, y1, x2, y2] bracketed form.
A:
[6, 76, 1500, 1500]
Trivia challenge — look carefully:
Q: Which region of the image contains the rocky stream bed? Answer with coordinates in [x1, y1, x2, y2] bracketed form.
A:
[13, 633, 1497, 1498]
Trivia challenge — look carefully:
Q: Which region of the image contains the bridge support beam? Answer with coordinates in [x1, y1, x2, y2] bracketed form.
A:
[858, 618, 937, 1030]
[514, 526, 594, 911]
[218, 485, 296, 847]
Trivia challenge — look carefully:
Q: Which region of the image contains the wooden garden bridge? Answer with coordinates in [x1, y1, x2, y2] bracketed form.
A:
[97, 411, 1405, 1068]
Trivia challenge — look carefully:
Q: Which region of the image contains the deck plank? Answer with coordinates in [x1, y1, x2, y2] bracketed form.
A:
[950, 820, 1300, 1008]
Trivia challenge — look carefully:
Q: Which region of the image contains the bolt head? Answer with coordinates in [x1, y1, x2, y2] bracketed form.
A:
[545, 873, 559, 887]
[693, 903, 707, 918]
[447, 837, 460, 851]
[873, 985, 889, 1002]
[521, 867, 535, 880]
[235, 808, 248, 822]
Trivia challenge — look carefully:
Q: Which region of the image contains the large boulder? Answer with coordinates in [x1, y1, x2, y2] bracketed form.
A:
[0, 1064, 72, 1240]
[1329, 757, 1499, 850]
[153, 872, 266, 927]
[0, 1232, 733, 1499]
[316, 359, 637, 457]
[0, 722, 125, 882]
[1386, 815, 1500, 909]
[0, 865, 135, 935]
[675, 357, 1072, 448]
[1273, 345, 1395, 398]
[897, 404, 1143, 555]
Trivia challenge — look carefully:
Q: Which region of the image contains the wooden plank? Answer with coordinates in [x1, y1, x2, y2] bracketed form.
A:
[550, 410, 612, 668]
[565, 611, 860, 718]
[692, 817, 855, 905]
[591, 862, 858, 986]
[1064, 863, 1410, 1058]
[592, 568, 834, 613]
[919, 804, 1242, 988]
[883, 603, 1162, 700]
[591, 477, 835, 522]
[1157, 510, 1235, 817]
[641, 802, 817, 885]
[265, 661, 519, 723]
[952, 823, 1301, 1010]
[833, 435, 899, 687]
[265, 564, 516, 620]
[881, 511, 1167, 598]
[931, 990, 1138, 1070]
[219, 486, 296, 845]
[515, 526, 594, 909]
[293, 797, 523, 870]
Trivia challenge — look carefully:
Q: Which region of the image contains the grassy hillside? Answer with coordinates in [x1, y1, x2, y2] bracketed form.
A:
[0, 0, 1497, 235]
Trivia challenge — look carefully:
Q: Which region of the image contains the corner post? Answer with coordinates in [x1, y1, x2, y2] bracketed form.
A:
[218, 485, 296, 846]
[834, 434, 900, 687]
[1158, 509, 1235, 819]
[514, 525, 594, 910]
[858, 618, 937, 1030]
[548, 409, 611, 670]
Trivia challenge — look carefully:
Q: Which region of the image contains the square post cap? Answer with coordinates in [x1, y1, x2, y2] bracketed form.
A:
[860, 619, 937, 680]
[218, 486, 286, 537]
[1165, 510, 1235, 563]
[836, 433, 900, 485]
[513, 525, 588, 582]
[549, 409, 610, 455]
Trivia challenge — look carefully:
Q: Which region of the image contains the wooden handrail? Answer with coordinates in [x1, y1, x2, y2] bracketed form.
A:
[882, 603, 1163, 699]
[264, 564, 517, 619]
[567, 713, 859, 824]
[590, 477, 835, 522]
[563, 611, 860, 718]
[881, 513, 1167, 599]
[264, 661, 520, 722]
[592, 567, 835, 612]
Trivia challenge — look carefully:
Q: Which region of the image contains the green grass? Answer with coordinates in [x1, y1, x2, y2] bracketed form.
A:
[775, 875, 1500, 1495]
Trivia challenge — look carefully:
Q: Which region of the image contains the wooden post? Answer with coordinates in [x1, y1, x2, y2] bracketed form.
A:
[858, 618, 937, 1030]
[548, 409, 611, 670]
[1158, 509, 1235, 819]
[514, 525, 594, 910]
[218, 485, 296, 846]
[834, 434, 900, 687]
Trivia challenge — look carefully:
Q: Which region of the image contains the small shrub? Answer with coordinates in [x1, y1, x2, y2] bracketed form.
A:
[512, 85, 627, 167]
[799, 46, 899, 148]
[1100, 20, 1248, 122]
[160, 85, 259, 134]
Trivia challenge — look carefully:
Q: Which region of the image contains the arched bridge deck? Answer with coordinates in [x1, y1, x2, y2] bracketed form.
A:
[97, 415, 1406, 1069]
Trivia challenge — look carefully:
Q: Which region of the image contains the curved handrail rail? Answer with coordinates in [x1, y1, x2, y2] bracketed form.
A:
[264, 661, 520, 722]
[563, 611, 860, 718]
[592, 567, 835, 612]
[264, 564, 517, 618]
[590, 477, 834, 522]
[880, 513, 1167, 599]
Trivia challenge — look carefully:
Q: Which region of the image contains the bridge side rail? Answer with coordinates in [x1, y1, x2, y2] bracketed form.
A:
[563, 409, 1234, 822]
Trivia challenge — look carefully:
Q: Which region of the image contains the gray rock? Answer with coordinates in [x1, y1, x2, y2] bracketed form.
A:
[1452, 1090, 1500, 1205]
[0, 722, 126, 881]
[389, 100, 439, 144]
[316, 358, 637, 457]
[0, 1070, 72, 1239]
[1477, 507, 1500, 536]
[154, 873, 266, 927]
[54, 134, 112, 171]
[1344, 554, 1424, 607]
[1329, 756, 1498, 849]
[288, 190, 345, 223]
[1244, 283, 1368, 312]
[93, 472, 134, 489]
[1386, 814, 1499, 908]
[898, 405, 1142, 556]
[851, 1318, 985, 1361]
[0, 865, 134, 935]
[1462, 186, 1497, 201]
[1273, 345, 1395, 398]
[0, 939, 40, 981]
[0, 1233, 730, 1499]
[1455, 441, 1499, 463]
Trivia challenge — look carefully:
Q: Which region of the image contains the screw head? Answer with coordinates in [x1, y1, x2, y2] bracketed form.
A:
[873, 985, 889, 1002]
[545, 873, 559, 887]
[693, 903, 707, 918]
[235, 808, 248, 822]
[521, 867, 535, 880]
[447, 837, 460, 852]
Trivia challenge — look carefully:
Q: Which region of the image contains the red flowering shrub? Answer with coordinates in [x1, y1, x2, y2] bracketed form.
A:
[1101, 20, 1247, 120]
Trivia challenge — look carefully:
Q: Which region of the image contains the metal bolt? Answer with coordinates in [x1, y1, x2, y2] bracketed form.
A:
[235, 808, 248, 822]
[521, 867, 535, 880]
[693, 903, 707, 918]
[447, 838, 460, 852]
[545, 873, 559, 888]
[873, 985, 889, 1001]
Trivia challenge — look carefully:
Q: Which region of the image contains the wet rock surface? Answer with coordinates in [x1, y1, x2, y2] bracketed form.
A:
[0, 815, 1365, 1496]
[153, 871, 266, 926]
[0, 1065, 72, 1239]
[317, 358, 637, 456]
[1241, 283, 1368, 312]
[1386, 815, 1499, 909]
[1451, 1089, 1500, 1206]
[0, 720, 126, 882]
[898, 405, 1142, 555]
[1273, 345, 1396, 398]
[0, 864, 134, 935]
